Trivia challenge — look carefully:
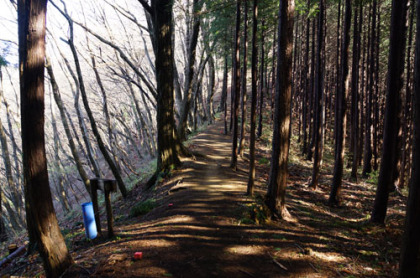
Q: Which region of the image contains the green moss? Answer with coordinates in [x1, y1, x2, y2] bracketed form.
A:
[130, 199, 157, 217]
[366, 170, 379, 184]
[258, 157, 270, 165]
[240, 194, 271, 225]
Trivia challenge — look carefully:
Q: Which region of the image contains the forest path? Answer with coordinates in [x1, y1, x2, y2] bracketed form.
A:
[61, 117, 403, 278]
[85, 118, 319, 277]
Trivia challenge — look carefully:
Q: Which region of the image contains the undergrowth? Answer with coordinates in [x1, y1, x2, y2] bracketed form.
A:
[240, 194, 271, 225]
[130, 199, 157, 217]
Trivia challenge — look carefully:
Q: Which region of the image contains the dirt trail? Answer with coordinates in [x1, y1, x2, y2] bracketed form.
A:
[61, 118, 403, 278]
[73, 119, 314, 278]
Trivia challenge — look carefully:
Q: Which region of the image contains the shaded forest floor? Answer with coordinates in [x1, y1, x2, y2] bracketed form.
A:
[1, 116, 407, 277]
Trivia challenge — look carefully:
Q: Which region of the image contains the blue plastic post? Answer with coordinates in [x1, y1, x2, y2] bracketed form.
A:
[81, 202, 98, 239]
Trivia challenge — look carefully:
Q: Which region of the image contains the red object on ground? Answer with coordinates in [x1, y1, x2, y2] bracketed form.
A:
[168, 203, 174, 207]
[134, 252, 143, 260]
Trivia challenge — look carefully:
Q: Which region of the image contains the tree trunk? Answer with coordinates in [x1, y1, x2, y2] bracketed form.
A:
[309, 0, 325, 189]
[371, 0, 408, 224]
[266, 0, 294, 219]
[373, 6, 381, 172]
[358, 14, 368, 167]
[257, 20, 265, 139]
[400, 1, 414, 189]
[178, 0, 202, 141]
[18, 0, 73, 276]
[350, 4, 362, 180]
[247, 0, 258, 196]
[362, 4, 374, 177]
[230, 0, 241, 170]
[151, 0, 183, 174]
[222, 54, 229, 135]
[206, 54, 216, 123]
[399, 1, 420, 275]
[306, 18, 316, 161]
[302, 0, 310, 155]
[219, 53, 228, 115]
[329, 0, 351, 205]
[239, 0, 248, 157]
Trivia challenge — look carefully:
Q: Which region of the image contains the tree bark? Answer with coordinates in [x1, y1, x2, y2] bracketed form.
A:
[18, 0, 73, 276]
[257, 20, 265, 139]
[302, 0, 310, 155]
[238, 0, 248, 157]
[230, 0, 241, 170]
[399, 1, 420, 275]
[362, 4, 374, 177]
[247, 0, 258, 196]
[266, 0, 294, 218]
[371, 0, 408, 224]
[151, 0, 183, 174]
[306, 18, 316, 161]
[399, 1, 414, 189]
[329, 0, 351, 205]
[178, 0, 202, 141]
[309, 0, 325, 190]
[351, 4, 362, 180]
[206, 54, 216, 123]
[222, 54, 229, 135]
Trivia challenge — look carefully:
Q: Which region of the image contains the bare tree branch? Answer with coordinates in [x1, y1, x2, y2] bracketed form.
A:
[138, 0, 152, 15]
[50, 0, 157, 100]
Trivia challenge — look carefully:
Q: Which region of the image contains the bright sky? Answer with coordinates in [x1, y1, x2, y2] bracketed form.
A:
[0, 1, 18, 65]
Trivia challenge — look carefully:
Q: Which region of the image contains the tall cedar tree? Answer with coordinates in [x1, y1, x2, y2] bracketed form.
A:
[363, 1, 377, 177]
[399, 2, 420, 275]
[18, 0, 73, 276]
[239, 0, 248, 157]
[334, 0, 341, 157]
[230, 0, 241, 170]
[153, 0, 182, 172]
[257, 20, 265, 139]
[178, 0, 202, 141]
[247, 0, 258, 196]
[138, 0, 184, 180]
[222, 53, 229, 134]
[266, 0, 294, 218]
[350, 4, 362, 180]
[329, 0, 351, 205]
[301, 0, 310, 155]
[306, 18, 316, 161]
[371, 0, 408, 224]
[309, 0, 325, 189]
[400, 0, 415, 189]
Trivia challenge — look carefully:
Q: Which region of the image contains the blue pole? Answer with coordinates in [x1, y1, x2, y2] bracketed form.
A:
[81, 202, 98, 239]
